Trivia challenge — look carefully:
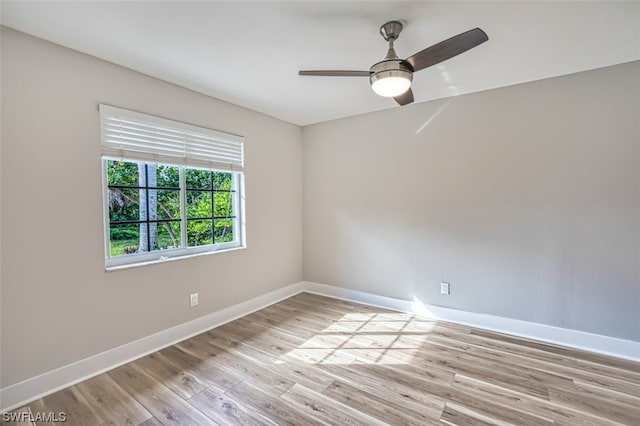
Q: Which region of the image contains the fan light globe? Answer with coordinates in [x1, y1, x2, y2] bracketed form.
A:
[370, 69, 412, 97]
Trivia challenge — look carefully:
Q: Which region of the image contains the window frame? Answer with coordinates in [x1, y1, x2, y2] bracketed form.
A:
[102, 158, 245, 270]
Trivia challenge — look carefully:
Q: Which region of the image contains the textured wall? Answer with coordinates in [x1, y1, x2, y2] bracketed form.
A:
[303, 61, 640, 341]
[1, 27, 303, 387]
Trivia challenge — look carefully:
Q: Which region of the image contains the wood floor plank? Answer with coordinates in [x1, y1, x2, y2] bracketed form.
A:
[180, 336, 295, 395]
[188, 387, 277, 425]
[470, 328, 640, 372]
[74, 373, 152, 425]
[440, 403, 505, 426]
[159, 345, 244, 393]
[200, 323, 336, 393]
[10, 292, 639, 426]
[320, 364, 447, 415]
[548, 385, 638, 425]
[356, 364, 553, 425]
[273, 299, 353, 323]
[572, 357, 640, 384]
[571, 378, 640, 406]
[457, 336, 640, 397]
[241, 322, 310, 351]
[459, 329, 640, 385]
[108, 363, 214, 425]
[280, 383, 388, 426]
[270, 362, 337, 394]
[138, 417, 164, 426]
[430, 343, 576, 389]
[133, 351, 207, 399]
[207, 320, 304, 356]
[292, 293, 391, 315]
[26, 387, 103, 426]
[247, 310, 323, 340]
[249, 308, 333, 337]
[408, 343, 557, 399]
[226, 381, 324, 426]
[451, 373, 622, 426]
[446, 389, 554, 425]
[322, 379, 441, 425]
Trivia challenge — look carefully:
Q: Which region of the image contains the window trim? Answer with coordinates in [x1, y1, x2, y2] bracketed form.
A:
[99, 105, 246, 270]
[102, 159, 245, 270]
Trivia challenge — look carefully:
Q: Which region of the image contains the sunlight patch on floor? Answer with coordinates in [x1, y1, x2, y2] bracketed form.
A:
[282, 312, 436, 365]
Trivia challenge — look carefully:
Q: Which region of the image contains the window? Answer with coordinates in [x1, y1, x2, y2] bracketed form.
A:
[100, 105, 245, 269]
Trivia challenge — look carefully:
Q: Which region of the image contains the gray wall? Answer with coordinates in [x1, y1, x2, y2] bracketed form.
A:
[303, 61, 640, 342]
[2, 25, 638, 391]
[0, 27, 303, 387]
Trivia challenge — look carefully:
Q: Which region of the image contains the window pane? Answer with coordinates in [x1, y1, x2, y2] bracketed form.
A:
[186, 168, 212, 190]
[157, 221, 181, 250]
[107, 160, 138, 186]
[109, 223, 140, 256]
[157, 190, 180, 220]
[108, 188, 139, 222]
[156, 164, 179, 188]
[187, 191, 212, 218]
[187, 219, 213, 247]
[105, 162, 242, 264]
[214, 219, 234, 243]
[213, 172, 232, 190]
[214, 191, 233, 217]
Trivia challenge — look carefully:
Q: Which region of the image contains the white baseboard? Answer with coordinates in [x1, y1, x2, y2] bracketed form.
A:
[302, 281, 640, 362]
[0, 281, 305, 412]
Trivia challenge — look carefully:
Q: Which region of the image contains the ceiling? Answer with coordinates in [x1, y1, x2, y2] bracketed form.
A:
[2, 1, 639, 126]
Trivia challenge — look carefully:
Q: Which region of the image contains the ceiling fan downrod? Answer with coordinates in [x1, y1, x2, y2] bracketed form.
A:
[380, 21, 403, 61]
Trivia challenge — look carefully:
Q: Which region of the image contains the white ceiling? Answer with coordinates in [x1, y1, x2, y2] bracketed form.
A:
[2, 1, 639, 126]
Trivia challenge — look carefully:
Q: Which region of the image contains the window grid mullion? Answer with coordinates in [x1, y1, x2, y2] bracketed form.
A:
[102, 160, 111, 260]
[180, 167, 188, 249]
[232, 174, 240, 246]
[144, 164, 151, 252]
[211, 171, 216, 244]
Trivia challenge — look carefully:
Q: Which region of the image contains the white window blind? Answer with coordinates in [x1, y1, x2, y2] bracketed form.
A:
[100, 104, 244, 171]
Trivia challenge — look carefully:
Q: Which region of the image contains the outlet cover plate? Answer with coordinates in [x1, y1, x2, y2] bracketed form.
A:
[190, 293, 199, 307]
[440, 282, 450, 295]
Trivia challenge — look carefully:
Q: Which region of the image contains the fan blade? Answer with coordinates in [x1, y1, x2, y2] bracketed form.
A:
[299, 70, 370, 77]
[394, 88, 414, 106]
[405, 28, 488, 72]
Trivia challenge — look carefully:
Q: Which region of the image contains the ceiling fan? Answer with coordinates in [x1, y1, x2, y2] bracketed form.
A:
[299, 21, 488, 106]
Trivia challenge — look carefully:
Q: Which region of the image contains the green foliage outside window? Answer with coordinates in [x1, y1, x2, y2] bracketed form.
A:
[107, 160, 236, 257]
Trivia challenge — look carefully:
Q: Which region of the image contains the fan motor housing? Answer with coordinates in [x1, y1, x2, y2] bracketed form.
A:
[369, 59, 413, 86]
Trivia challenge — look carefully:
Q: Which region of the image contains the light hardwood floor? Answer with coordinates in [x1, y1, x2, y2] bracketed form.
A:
[4, 292, 639, 425]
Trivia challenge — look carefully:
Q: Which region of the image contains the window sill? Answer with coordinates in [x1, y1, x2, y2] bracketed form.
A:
[105, 245, 246, 272]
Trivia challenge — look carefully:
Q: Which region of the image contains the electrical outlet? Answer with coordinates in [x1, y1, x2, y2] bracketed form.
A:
[440, 282, 450, 295]
[190, 293, 199, 307]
